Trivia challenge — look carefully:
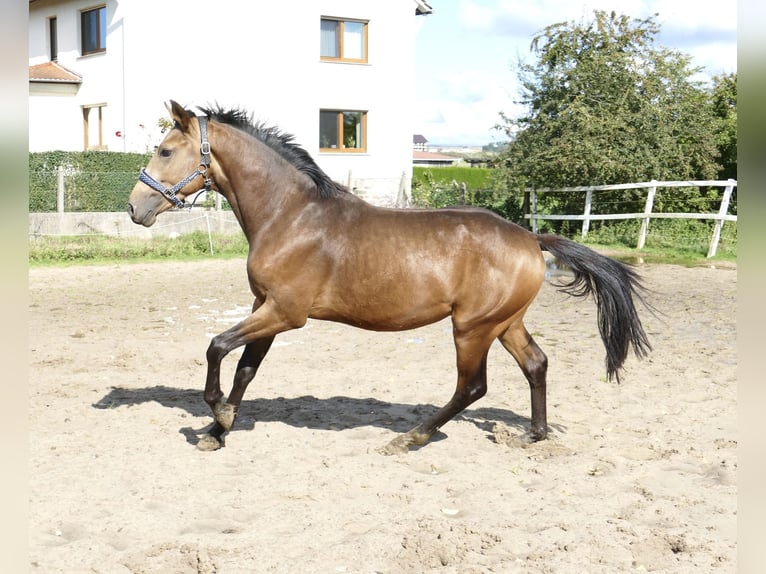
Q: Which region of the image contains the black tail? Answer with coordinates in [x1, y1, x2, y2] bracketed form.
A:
[537, 233, 651, 382]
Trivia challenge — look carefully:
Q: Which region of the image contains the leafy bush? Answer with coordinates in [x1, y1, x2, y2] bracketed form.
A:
[29, 150, 152, 212]
[412, 166, 494, 190]
[411, 166, 527, 223]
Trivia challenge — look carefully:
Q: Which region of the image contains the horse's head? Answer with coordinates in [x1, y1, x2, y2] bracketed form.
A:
[127, 100, 212, 227]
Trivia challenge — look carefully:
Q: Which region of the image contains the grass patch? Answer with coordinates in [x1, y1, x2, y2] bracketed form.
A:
[29, 232, 249, 266]
[580, 218, 737, 264]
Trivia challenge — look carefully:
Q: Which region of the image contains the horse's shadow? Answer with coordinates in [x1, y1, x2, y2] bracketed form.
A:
[93, 385, 554, 447]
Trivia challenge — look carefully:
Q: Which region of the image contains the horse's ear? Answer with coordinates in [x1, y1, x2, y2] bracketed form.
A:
[166, 100, 192, 132]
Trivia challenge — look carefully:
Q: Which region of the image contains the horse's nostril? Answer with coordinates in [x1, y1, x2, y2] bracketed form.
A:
[127, 203, 134, 216]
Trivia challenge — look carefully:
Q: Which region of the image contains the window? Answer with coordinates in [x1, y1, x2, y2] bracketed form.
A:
[81, 6, 106, 55]
[320, 18, 368, 62]
[49, 17, 58, 61]
[320, 110, 367, 152]
[83, 104, 106, 150]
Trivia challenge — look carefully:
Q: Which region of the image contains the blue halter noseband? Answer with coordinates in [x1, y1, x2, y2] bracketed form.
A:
[138, 116, 214, 210]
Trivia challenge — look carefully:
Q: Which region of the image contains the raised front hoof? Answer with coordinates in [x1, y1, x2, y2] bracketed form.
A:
[377, 428, 431, 456]
[213, 402, 237, 431]
[197, 433, 223, 451]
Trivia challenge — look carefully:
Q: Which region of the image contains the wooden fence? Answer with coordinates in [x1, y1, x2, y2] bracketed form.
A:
[527, 179, 737, 257]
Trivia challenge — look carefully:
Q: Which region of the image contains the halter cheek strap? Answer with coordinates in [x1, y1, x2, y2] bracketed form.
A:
[139, 116, 214, 210]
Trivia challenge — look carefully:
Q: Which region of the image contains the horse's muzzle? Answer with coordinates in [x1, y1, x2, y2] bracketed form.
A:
[127, 202, 157, 227]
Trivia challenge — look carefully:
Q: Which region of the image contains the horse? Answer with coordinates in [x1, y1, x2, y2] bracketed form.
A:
[128, 100, 651, 454]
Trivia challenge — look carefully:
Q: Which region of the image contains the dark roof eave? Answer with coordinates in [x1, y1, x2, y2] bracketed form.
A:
[29, 78, 82, 84]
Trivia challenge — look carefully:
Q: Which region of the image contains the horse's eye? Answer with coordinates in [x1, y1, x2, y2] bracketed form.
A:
[159, 148, 172, 158]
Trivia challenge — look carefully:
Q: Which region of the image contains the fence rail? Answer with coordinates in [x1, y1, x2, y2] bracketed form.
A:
[527, 179, 737, 257]
[30, 170, 737, 257]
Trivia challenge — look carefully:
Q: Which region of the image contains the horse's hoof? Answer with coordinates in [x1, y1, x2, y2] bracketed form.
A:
[213, 402, 236, 431]
[527, 427, 548, 442]
[515, 429, 547, 446]
[492, 422, 547, 448]
[197, 433, 222, 451]
[377, 436, 410, 456]
[377, 429, 431, 456]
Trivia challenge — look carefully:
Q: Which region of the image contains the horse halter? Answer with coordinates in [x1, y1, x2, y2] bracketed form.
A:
[138, 116, 214, 210]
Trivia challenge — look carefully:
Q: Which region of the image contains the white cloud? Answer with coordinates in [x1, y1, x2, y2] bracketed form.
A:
[456, 0, 737, 80]
[460, 0, 735, 40]
[437, 70, 502, 104]
[643, 0, 736, 33]
[415, 69, 517, 145]
[418, 0, 736, 144]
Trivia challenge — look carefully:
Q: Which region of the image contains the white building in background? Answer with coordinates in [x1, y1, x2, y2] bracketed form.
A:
[28, 0, 433, 205]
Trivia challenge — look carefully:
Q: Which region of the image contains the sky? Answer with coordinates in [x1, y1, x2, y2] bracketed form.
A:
[414, 0, 738, 146]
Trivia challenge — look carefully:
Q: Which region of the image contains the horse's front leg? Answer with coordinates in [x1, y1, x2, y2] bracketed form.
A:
[197, 299, 299, 451]
[198, 337, 275, 450]
[198, 337, 274, 450]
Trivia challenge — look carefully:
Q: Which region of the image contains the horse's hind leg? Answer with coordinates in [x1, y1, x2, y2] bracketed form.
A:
[499, 322, 549, 442]
[379, 332, 491, 455]
[199, 337, 275, 451]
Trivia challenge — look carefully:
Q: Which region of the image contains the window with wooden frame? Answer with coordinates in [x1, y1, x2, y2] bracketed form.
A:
[81, 6, 106, 56]
[319, 110, 367, 153]
[320, 17, 368, 63]
[83, 104, 106, 150]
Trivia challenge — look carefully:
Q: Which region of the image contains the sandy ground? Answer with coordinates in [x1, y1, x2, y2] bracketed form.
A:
[29, 257, 736, 573]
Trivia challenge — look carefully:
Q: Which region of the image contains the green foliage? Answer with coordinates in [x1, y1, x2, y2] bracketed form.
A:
[412, 166, 493, 190]
[582, 218, 737, 259]
[496, 11, 722, 195]
[411, 166, 526, 222]
[580, 219, 641, 247]
[645, 219, 736, 257]
[29, 231, 249, 265]
[29, 150, 152, 212]
[710, 72, 737, 180]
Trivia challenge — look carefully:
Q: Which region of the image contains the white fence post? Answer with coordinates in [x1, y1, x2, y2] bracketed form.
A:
[707, 179, 735, 258]
[57, 166, 65, 213]
[531, 190, 538, 234]
[204, 213, 214, 255]
[636, 181, 657, 249]
[581, 187, 593, 239]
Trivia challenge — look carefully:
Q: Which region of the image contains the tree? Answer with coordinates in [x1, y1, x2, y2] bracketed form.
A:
[710, 72, 737, 181]
[495, 11, 721, 197]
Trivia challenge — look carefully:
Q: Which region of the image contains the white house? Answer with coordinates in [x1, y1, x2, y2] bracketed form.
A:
[28, 0, 433, 205]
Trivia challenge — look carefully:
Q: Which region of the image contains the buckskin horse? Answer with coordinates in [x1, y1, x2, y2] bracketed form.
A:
[127, 101, 651, 453]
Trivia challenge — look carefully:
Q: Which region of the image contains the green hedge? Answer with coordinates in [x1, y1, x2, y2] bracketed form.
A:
[411, 166, 527, 222]
[29, 150, 152, 212]
[412, 166, 493, 190]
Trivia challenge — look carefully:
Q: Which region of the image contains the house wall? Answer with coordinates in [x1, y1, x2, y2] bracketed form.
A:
[28, 0, 419, 205]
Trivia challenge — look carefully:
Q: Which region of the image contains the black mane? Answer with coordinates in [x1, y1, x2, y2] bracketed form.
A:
[197, 104, 345, 199]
